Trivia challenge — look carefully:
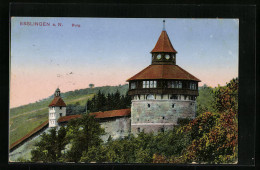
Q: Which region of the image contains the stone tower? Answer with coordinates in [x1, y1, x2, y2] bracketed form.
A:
[48, 88, 67, 127]
[127, 21, 201, 135]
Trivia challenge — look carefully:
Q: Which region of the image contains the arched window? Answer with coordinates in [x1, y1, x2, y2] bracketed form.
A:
[147, 104, 151, 108]
[170, 95, 178, 99]
[147, 94, 155, 100]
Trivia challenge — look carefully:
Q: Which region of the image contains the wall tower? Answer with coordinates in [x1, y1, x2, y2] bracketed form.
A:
[48, 88, 67, 127]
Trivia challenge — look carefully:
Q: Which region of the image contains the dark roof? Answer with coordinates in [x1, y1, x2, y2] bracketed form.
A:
[151, 31, 177, 53]
[127, 64, 201, 82]
[89, 108, 131, 119]
[57, 115, 82, 123]
[48, 96, 66, 107]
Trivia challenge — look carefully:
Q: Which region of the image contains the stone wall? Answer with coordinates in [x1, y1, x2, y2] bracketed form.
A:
[99, 116, 131, 142]
[131, 99, 196, 135]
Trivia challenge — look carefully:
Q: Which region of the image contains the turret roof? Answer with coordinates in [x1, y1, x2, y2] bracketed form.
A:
[48, 96, 66, 107]
[151, 31, 177, 53]
[127, 64, 201, 82]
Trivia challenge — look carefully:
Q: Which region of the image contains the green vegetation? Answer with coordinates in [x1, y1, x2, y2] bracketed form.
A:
[9, 84, 129, 145]
[31, 114, 105, 163]
[196, 84, 216, 116]
[31, 126, 67, 162]
[30, 78, 238, 163]
[87, 90, 131, 112]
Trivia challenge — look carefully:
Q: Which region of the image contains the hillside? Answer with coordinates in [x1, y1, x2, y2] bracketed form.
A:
[9, 84, 129, 145]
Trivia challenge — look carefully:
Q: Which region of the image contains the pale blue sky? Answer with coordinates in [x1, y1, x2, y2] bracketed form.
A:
[11, 17, 238, 107]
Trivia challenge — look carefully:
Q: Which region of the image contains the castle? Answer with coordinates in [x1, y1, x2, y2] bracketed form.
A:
[48, 21, 200, 139]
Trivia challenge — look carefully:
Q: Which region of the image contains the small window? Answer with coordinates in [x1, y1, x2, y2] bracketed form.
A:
[143, 81, 146, 88]
[60, 106, 62, 109]
[150, 81, 154, 88]
[147, 104, 150, 108]
[162, 116, 165, 119]
[137, 127, 140, 133]
[154, 81, 157, 88]
[170, 95, 178, 99]
[60, 113, 62, 117]
[160, 128, 164, 133]
[147, 94, 155, 100]
[131, 82, 136, 89]
[146, 81, 149, 88]
[172, 104, 175, 108]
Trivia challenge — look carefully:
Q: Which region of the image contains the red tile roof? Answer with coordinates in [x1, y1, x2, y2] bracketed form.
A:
[57, 115, 82, 123]
[151, 31, 177, 53]
[127, 64, 201, 82]
[89, 108, 131, 119]
[10, 120, 49, 150]
[48, 96, 66, 107]
[57, 108, 131, 123]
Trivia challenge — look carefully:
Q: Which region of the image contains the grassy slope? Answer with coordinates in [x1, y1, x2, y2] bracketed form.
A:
[9, 84, 129, 145]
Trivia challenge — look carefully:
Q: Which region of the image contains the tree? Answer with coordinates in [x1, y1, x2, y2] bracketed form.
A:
[213, 78, 238, 114]
[31, 126, 67, 162]
[65, 114, 105, 162]
[196, 84, 215, 116]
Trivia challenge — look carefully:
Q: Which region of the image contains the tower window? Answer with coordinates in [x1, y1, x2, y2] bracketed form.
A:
[170, 95, 178, 99]
[147, 104, 151, 108]
[190, 82, 197, 90]
[130, 82, 136, 89]
[142, 80, 157, 88]
[147, 94, 155, 100]
[168, 81, 182, 88]
[172, 104, 175, 108]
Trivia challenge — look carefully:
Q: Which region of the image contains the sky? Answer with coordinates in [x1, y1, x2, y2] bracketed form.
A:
[10, 17, 239, 108]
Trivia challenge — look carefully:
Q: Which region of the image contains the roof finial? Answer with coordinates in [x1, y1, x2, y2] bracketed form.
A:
[163, 20, 166, 31]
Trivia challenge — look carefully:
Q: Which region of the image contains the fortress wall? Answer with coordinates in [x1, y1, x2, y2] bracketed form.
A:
[131, 99, 196, 135]
[100, 116, 131, 142]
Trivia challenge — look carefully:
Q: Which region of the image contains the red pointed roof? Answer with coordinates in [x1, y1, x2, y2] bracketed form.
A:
[127, 65, 201, 82]
[151, 31, 177, 53]
[48, 96, 66, 107]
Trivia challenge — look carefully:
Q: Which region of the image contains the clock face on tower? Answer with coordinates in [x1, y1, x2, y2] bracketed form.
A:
[165, 54, 170, 60]
[157, 54, 162, 59]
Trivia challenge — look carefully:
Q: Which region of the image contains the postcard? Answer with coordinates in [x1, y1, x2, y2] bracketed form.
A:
[9, 17, 239, 164]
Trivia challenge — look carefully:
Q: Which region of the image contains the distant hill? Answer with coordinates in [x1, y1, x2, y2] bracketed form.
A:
[9, 84, 129, 145]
